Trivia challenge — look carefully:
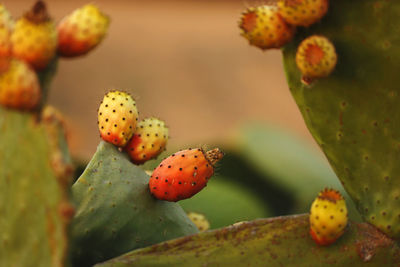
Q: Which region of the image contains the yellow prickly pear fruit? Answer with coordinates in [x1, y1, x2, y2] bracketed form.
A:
[187, 212, 210, 232]
[309, 188, 348, 246]
[11, 1, 57, 70]
[0, 59, 41, 110]
[277, 0, 329, 27]
[296, 35, 337, 83]
[239, 5, 295, 50]
[57, 4, 109, 57]
[97, 90, 138, 147]
[125, 117, 169, 164]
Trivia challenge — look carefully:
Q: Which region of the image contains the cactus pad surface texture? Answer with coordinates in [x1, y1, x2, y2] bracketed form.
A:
[96, 214, 400, 267]
[70, 141, 198, 266]
[0, 107, 73, 267]
[283, 0, 400, 238]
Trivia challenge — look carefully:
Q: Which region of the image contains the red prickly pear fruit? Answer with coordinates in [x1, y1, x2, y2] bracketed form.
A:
[125, 117, 169, 164]
[0, 59, 41, 110]
[296, 35, 337, 83]
[57, 4, 109, 58]
[11, 1, 57, 70]
[0, 4, 14, 60]
[149, 148, 224, 202]
[309, 188, 348, 246]
[277, 0, 329, 27]
[97, 90, 138, 147]
[239, 5, 295, 50]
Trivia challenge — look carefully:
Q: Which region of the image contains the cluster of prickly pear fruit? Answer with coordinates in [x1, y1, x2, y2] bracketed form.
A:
[0, 1, 109, 111]
[239, 1, 336, 83]
[97, 89, 223, 203]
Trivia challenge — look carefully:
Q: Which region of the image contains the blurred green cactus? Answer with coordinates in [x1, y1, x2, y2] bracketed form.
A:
[0, 107, 73, 267]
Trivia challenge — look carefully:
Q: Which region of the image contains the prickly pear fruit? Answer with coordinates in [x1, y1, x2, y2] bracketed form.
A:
[0, 59, 41, 110]
[125, 117, 168, 164]
[277, 0, 329, 27]
[0, 4, 13, 59]
[97, 90, 138, 147]
[295, 35, 337, 82]
[11, 1, 57, 70]
[309, 188, 348, 246]
[57, 4, 109, 57]
[239, 5, 295, 50]
[149, 148, 224, 202]
[187, 212, 210, 232]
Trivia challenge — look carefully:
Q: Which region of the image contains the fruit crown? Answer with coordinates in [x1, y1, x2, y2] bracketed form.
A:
[204, 148, 224, 166]
[24, 0, 51, 24]
[317, 188, 343, 203]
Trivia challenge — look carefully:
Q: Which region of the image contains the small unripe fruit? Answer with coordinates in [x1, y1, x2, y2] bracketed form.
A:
[149, 148, 224, 202]
[239, 5, 295, 50]
[0, 59, 41, 110]
[11, 1, 57, 70]
[296, 35, 337, 82]
[187, 212, 210, 232]
[309, 188, 348, 246]
[277, 0, 329, 27]
[97, 90, 138, 147]
[125, 117, 169, 164]
[57, 4, 109, 57]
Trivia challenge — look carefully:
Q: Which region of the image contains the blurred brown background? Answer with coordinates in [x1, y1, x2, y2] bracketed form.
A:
[6, 0, 318, 159]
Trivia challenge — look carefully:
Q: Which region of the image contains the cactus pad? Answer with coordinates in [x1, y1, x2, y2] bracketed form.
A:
[70, 141, 198, 266]
[282, 0, 400, 238]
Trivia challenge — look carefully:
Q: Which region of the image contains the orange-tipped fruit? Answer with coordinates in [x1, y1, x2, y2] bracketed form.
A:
[57, 4, 109, 57]
[11, 1, 57, 70]
[97, 90, 138, 147]
[277, 0, 329, 27]
[125, 117, 169, 164]
[296, 35, 337, 83]
[0, 59, 41, 110]
[149, 148, 224, 202]
[239, 5, 295, 50]
[309, 188, 348, 246]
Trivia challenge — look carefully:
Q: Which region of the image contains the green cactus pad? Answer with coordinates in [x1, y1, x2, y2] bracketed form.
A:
[0, 107, 73, 267]
[95, 214, 400, 267]
[282, 0, 400, 238]
[70, 141, 198, 267]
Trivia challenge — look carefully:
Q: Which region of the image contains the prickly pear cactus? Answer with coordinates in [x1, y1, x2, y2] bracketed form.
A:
[70, 141, 198, 267]
[96, 214, 400, 267]
[0, 107, 73, 267]
[282, 0, 400, 238]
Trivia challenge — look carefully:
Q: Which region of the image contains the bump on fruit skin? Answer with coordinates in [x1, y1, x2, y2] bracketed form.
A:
[57, 4, 110, 57]
[187, 212, 210, 232]
[239, 5, 295, 50]
[296, 35, 337, 82]
[277, 0, 329, 27]
[309, 188, 348, 246]
[97, 90, 138, 147]
[0, 4, 14, 59]
[11, 1, 57, 70]
[149, 148, 224, 202]
[0, 59, 41, 110]
[125, 117, 169, 164]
